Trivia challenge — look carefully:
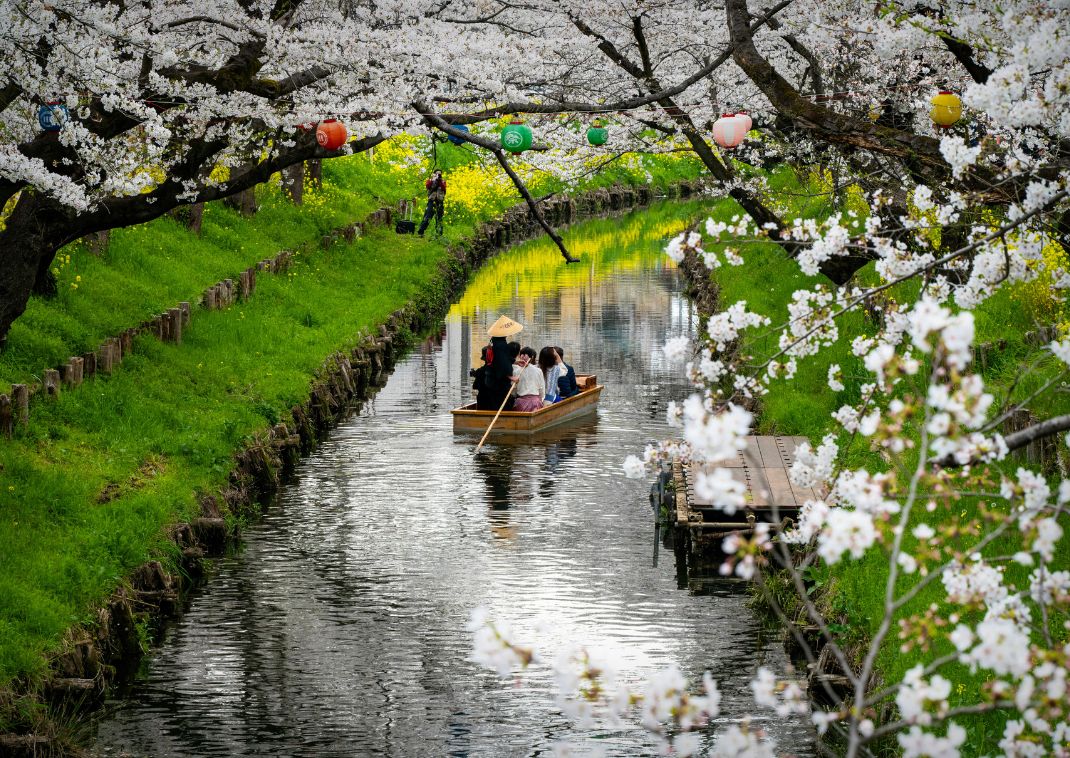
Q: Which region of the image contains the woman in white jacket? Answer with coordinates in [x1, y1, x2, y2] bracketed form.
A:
[510, 346, 545, 412]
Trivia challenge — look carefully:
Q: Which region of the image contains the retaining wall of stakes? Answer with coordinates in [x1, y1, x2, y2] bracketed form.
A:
[0, 180, 706, 753]
[0, 220, 368, 438]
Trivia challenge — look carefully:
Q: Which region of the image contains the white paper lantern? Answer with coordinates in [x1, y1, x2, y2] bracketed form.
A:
[712, 113, 747, 149]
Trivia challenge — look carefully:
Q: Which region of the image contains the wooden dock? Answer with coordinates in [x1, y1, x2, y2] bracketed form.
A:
[667, 435, 819, 572]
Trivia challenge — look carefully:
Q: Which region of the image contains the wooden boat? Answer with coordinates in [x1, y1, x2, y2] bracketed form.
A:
[452, 374, 604, 435]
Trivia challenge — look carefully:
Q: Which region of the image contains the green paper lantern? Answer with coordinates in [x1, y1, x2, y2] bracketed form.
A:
[587, 119, 608, 146]
[500, 119, 532, 153]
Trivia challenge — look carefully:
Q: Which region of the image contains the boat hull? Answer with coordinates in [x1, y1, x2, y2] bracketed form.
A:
[452, 376, 603, 435]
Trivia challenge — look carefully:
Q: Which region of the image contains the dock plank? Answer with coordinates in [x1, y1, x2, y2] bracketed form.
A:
[681, 435, 808, 519]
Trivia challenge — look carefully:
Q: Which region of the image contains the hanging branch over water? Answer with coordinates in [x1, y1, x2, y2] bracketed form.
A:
[415, 102, 579, 264]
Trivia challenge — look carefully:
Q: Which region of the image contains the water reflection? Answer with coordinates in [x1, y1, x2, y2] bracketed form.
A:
[91, 201, 814, 758]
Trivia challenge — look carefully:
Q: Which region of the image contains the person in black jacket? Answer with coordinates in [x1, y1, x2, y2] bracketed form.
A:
[477, 316, 524, 409]
[418, 170, 447, 237]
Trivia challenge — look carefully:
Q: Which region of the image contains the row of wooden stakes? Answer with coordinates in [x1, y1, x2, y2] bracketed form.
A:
[0, 214, 373, 440]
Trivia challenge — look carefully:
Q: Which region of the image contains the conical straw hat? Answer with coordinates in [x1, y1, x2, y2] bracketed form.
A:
[487, 315, 524, 337]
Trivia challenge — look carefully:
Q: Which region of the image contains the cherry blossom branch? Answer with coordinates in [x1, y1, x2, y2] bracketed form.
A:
[751, 189, 1070, 374]
[846, 402, 931, 758]
[864, 700, 1015, 742]
[415, 101, 579, 263]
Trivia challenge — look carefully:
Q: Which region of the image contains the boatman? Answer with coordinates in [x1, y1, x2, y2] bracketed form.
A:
[479, 315, 523, 410]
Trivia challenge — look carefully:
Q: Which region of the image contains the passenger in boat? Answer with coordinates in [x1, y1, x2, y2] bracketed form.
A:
[554, 346, 580, 399]
[539, 346, 566, 404]
[510, 347, 545, 412]
[470, 345, 489, 399]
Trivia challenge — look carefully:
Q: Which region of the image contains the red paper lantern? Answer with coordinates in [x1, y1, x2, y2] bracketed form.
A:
[712, 113, 747, 149]
[316, 119, 347, 150]
[734, 111, 753, 133]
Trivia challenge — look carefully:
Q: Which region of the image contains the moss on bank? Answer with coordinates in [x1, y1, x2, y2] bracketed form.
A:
[0, 141, 704, 729]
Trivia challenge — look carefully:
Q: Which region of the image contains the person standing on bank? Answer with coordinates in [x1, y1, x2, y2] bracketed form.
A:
[418, 170, 447, 237]
[480, 315, 523, 410]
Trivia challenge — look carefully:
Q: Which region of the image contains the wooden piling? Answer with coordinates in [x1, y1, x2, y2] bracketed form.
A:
[180, 301, 191, 325]
[167, 308, 183, 344]
[0, 394, 12, 438]
[70, 357, 84, 386]
[61, 359, 78, 388]
[98, 342, 115, 374]
[11, 384, 29, 427]
[44, 369, 61, 397]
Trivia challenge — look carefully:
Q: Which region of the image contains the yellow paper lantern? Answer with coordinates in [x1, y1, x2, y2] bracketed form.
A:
[930, 91, 962, 129]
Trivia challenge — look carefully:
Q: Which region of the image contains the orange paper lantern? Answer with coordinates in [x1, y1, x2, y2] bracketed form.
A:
[316, 119, 347, 149]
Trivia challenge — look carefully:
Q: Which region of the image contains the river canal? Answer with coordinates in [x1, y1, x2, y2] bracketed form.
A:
[91, 201, 814, 757]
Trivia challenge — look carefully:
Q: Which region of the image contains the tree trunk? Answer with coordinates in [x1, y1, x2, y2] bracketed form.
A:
[285, 162, 304, 205]
[307, 159, 322, 189]
[85, 229, 110, 255]
[223, 188, 256, 217]
[172, 202, 205, 233]
[0, 194, 66, 349]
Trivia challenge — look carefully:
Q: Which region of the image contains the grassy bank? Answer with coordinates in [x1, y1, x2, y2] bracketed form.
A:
[702, 167, 1070, 752]
[0, 138, 704, 728]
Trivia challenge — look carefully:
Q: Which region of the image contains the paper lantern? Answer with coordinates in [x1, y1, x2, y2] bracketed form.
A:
[500, 119, 532, 153]
[930, 91, 962, 129]
[316, 119, 347, 150]
[38, 102, 69, 132]
[447, 124, 470, 145]
[587, 119, 608, 146]
[712, 113, 747, 149]
[734, 111, 753, 133]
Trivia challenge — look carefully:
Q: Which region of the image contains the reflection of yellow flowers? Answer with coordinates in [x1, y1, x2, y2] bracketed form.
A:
[452, 203, 697, 315]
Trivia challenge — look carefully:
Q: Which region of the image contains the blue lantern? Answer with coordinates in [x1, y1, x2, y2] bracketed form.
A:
[447, 123, 470, 145]
[38, 102, 70, 132]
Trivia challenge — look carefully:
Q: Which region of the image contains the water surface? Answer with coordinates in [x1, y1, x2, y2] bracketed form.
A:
[92, 201, 813, 757]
